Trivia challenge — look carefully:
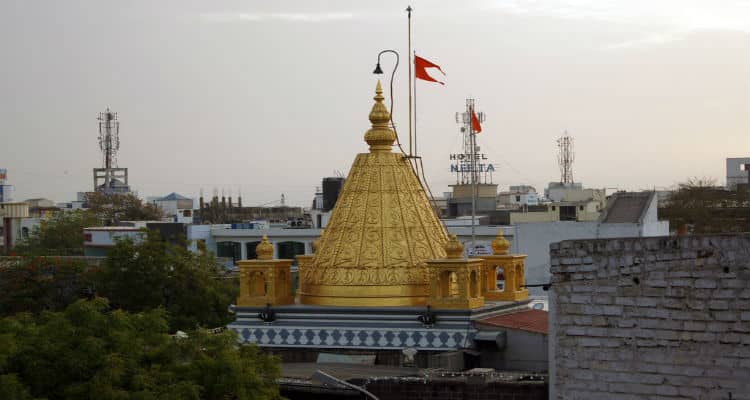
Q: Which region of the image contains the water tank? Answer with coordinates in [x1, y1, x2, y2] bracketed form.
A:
[322, 177, 345, 212]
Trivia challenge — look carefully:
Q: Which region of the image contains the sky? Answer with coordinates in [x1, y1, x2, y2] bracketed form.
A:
[1, 0, 749, 207]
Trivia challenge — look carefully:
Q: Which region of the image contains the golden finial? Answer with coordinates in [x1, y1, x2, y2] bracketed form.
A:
[364, 80, 396, 152]
[256, 234, 274, 260]
[492, 229, 510, 255]
[445, 234, 465, 259]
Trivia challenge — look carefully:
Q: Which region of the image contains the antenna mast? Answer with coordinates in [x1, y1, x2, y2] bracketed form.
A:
[454, 99, 486, 185]
[98, 109, 119, 170]
[557, 131, 574, 184]
[94, 108, 129, 194]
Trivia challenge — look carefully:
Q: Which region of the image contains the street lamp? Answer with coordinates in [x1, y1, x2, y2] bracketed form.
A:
[312, 369, 379, 400]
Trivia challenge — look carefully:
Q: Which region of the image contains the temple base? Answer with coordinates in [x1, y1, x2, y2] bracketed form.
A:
[229, 300, 530, 351]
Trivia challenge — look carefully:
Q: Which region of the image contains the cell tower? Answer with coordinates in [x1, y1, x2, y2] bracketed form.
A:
[454, 98, 490, 185]
[93, 108, 130, 194]
[98, 108, 120, 169]
[557, 131, 575, 184]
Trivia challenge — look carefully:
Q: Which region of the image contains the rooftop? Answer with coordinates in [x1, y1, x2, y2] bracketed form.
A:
[158, 192, 191, 201]
[476, 309, 548, 334]
[600, 191, 655, 224]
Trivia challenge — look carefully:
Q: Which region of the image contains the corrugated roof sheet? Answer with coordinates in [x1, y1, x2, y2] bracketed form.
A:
[477, 309, 548, 334]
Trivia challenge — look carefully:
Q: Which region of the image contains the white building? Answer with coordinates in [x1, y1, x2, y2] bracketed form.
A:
[498, 185, 539, 207]
[187, 191, 668, 291]
[148, 192, 195, 223]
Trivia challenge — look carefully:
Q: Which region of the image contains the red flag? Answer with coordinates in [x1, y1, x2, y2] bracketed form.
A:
[414, 55, 445, 85]
[471, 110, 482, 133]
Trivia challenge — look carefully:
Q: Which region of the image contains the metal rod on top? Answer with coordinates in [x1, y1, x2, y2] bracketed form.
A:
[470, 100, 477, 250]
[407, 5, 413, 158]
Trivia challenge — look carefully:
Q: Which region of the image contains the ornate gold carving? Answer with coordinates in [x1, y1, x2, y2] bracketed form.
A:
[298, 82, 448, 307]
[256, 234, 274, 260]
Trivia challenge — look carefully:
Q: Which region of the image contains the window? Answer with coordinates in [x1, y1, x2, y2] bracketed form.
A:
[84, 233, 92, 242]
[579, 205, 584, 211]
[515, 195, 521, 202]
[183, 210, 192, 217]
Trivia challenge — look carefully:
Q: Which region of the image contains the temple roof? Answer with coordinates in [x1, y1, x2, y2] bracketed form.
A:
[299, 82, 448, 307]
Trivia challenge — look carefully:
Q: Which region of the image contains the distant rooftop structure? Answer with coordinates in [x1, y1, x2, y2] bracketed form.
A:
[599, 191, 656, 224]
[157, 192, 191, 201]
[726, 157, 750, 190]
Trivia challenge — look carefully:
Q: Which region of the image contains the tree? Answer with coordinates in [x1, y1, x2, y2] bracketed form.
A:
[86, 192, 163, 224]
[96, 230, 238, 331]
[13, 210, 100, 256]
[0, 256, 92, 316]
[659, 177, 750, 233]
[0, 299, 281, 400]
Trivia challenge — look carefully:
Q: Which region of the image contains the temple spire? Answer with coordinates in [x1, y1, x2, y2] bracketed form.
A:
[364, 80, 396, 152]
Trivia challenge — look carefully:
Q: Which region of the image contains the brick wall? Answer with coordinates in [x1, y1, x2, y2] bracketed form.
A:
[550, 234, 750, 399]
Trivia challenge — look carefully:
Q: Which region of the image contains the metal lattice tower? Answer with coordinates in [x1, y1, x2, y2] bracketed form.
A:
[454, 98, 487, 185]
[557, 131, 575, 184]
[93, 108, 129, 194]
[98, 108, 120, 169]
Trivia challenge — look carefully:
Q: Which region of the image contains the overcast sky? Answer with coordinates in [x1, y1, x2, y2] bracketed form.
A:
[1, 0, 749, 206]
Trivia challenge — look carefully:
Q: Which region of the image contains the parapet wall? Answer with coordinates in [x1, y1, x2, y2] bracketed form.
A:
[550, 235, 750, 399]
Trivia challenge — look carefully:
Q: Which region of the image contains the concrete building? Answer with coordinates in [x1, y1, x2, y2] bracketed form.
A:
[24, 198, 59, 218]
[309, 177, 345, 229]
[189, 192, 667, 291]
[84, 221, 188, 256]
[475, 309, 548, 372]
[726, 157, 750, 190]
[0, 202, 30, 253]
[497, 185, 539, 208]
[83, 226, 145, 256]
[148, 192, 194, 223]
[447, 183, 498, 217]
[549, 234, 750, 399]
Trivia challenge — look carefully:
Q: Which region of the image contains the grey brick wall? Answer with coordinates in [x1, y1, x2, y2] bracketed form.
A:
[550, 235, 750, 399]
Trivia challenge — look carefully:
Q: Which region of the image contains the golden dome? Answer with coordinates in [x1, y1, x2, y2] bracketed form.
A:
[299, 82, 448, 307]
[492, 229, 510, 255]
[364, 81, 396, 152]
[256, 235, 274, 260]
[444, 235, 464, 259]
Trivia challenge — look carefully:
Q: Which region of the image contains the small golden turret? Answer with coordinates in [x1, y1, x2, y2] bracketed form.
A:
[256, 235, 274, 260]
[492, 229, 510, 255]
[445, 235, 465, 259]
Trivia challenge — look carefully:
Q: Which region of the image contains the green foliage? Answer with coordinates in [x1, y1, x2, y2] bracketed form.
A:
[14, 210, 101, 256]
[660, 177, 750, 233]
[96, 231, 238, 331]
[0, 299, 281, 400]
[86, 192, 163, 224]
[0, 257, 92, 316]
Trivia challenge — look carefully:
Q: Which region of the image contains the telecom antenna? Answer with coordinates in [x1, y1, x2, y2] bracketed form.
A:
[98, 108, 120, 169]
[94, 108, 129, 194]
[454, 99, 487, 185]
[557, 131, 575, 184]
